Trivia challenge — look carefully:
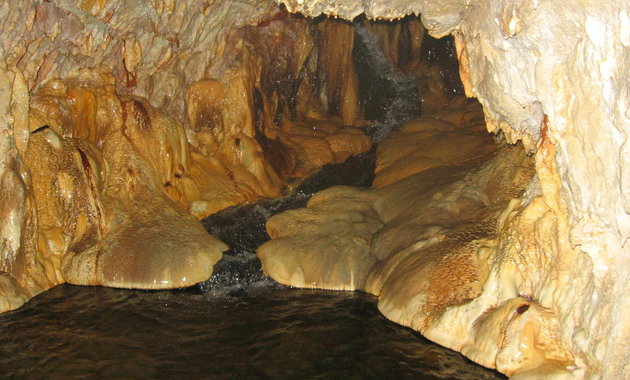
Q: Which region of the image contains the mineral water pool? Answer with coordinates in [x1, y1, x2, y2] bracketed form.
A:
[0, 283, 504, 379]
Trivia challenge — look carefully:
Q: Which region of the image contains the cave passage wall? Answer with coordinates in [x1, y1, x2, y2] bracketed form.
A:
[0, 1, 381, 308]
[2, 0, 458, 312]
[0, 0, 629, 379]
[276, 0, 630, 379]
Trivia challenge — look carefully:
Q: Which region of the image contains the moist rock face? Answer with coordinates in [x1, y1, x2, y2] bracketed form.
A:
[0, 1, 373, 307]
[259, 100, 565, 377]
[262, 0, 630, 378]
[1, 0, 629, 379]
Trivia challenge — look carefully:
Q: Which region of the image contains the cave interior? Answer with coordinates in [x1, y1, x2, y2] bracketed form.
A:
[1, 1, 629, 378]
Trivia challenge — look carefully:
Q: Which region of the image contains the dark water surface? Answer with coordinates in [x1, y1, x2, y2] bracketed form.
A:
[0, 285, 504, 379]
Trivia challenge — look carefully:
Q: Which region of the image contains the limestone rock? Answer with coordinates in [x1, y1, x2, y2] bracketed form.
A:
[0, 0, 375, 310]
[374, 99, 494, 188]
[260, 186, 382, 290]
[0, 275, 29, 313]
[23, 87, 229, 290]
[272, 1, 630, 377]
[259, 99, 585, 377]
[62, 196, 226, 289]
[0, 0, 628, 378]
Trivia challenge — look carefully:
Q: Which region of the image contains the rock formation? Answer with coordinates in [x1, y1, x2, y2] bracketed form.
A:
[0, 1, 371, 310]
[0, 0, 629, 378]
[260, 0, 630, 378]
[259, 98, 555, 376]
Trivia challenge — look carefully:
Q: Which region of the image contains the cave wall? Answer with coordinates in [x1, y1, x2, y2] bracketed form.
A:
[1, 0, 628, 378]
[0, 1, 373, 311]
[278, 0, 630, 378]
[0, 0, 280, 310]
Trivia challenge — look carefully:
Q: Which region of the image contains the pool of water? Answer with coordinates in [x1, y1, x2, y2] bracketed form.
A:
[0, 284, 504, 379]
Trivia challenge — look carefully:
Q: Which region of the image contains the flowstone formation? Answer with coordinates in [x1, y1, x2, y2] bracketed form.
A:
[1, 0, 628, 378]
[259, 99, 558, 375]
[263, 0, 630, 378]
[0, 1, 373, 311]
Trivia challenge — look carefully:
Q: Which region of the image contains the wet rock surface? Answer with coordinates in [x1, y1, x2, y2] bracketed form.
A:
[202, 148, 376, 289]
[201, 17, 432, 290]
[1, 2, 379, 310]
[257, 98, 569, 376]
[277, 1, 630, 376]
[3, 0, 628, 377]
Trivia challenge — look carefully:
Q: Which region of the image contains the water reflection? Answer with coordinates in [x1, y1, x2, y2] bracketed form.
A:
[0, 285, 504, 379]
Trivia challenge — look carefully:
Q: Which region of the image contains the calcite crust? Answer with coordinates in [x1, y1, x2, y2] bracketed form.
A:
[0, 0, 628, 379]
[1, 0, 373, 312]
[268, 0, 630, 378]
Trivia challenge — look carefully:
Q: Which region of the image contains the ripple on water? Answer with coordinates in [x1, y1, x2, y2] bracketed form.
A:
[0, 285, 505, 379]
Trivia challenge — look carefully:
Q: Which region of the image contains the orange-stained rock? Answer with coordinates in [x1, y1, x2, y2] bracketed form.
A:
[363, 17, 425, 73]
[259, 100, 524, 296]
[325, 127, 372, 162]
[0, 275, 29, 313]
[258, 99, 584, 377]
[0, 0, 625, 378]
[315, 18, 360, 126]
[276, 122, 372, 177]
[374, 99, 495, 188]
[24, 101, 228, 290]
[24, 128, 104, 286]
[0, 3, 374, 312]
[62, 195, 226, 289]
[186, 14, 372, 190]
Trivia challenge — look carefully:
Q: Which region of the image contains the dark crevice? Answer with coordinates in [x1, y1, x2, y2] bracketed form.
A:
[420, 32, 464, 98]
[201, 18, 423, 291]
[201, 147, 376, 291]
[31, 125, 50, 134]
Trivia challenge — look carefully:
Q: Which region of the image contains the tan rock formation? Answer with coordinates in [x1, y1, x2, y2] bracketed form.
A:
[0, 1, 371, 311]
[258, 100, 578, 377]
[374, 98, 494, 188]
[23, 75, 229, 291]
[0, 0, 268, 310]
[1, 0, 628, 378]
[266, 0, 630, 378]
